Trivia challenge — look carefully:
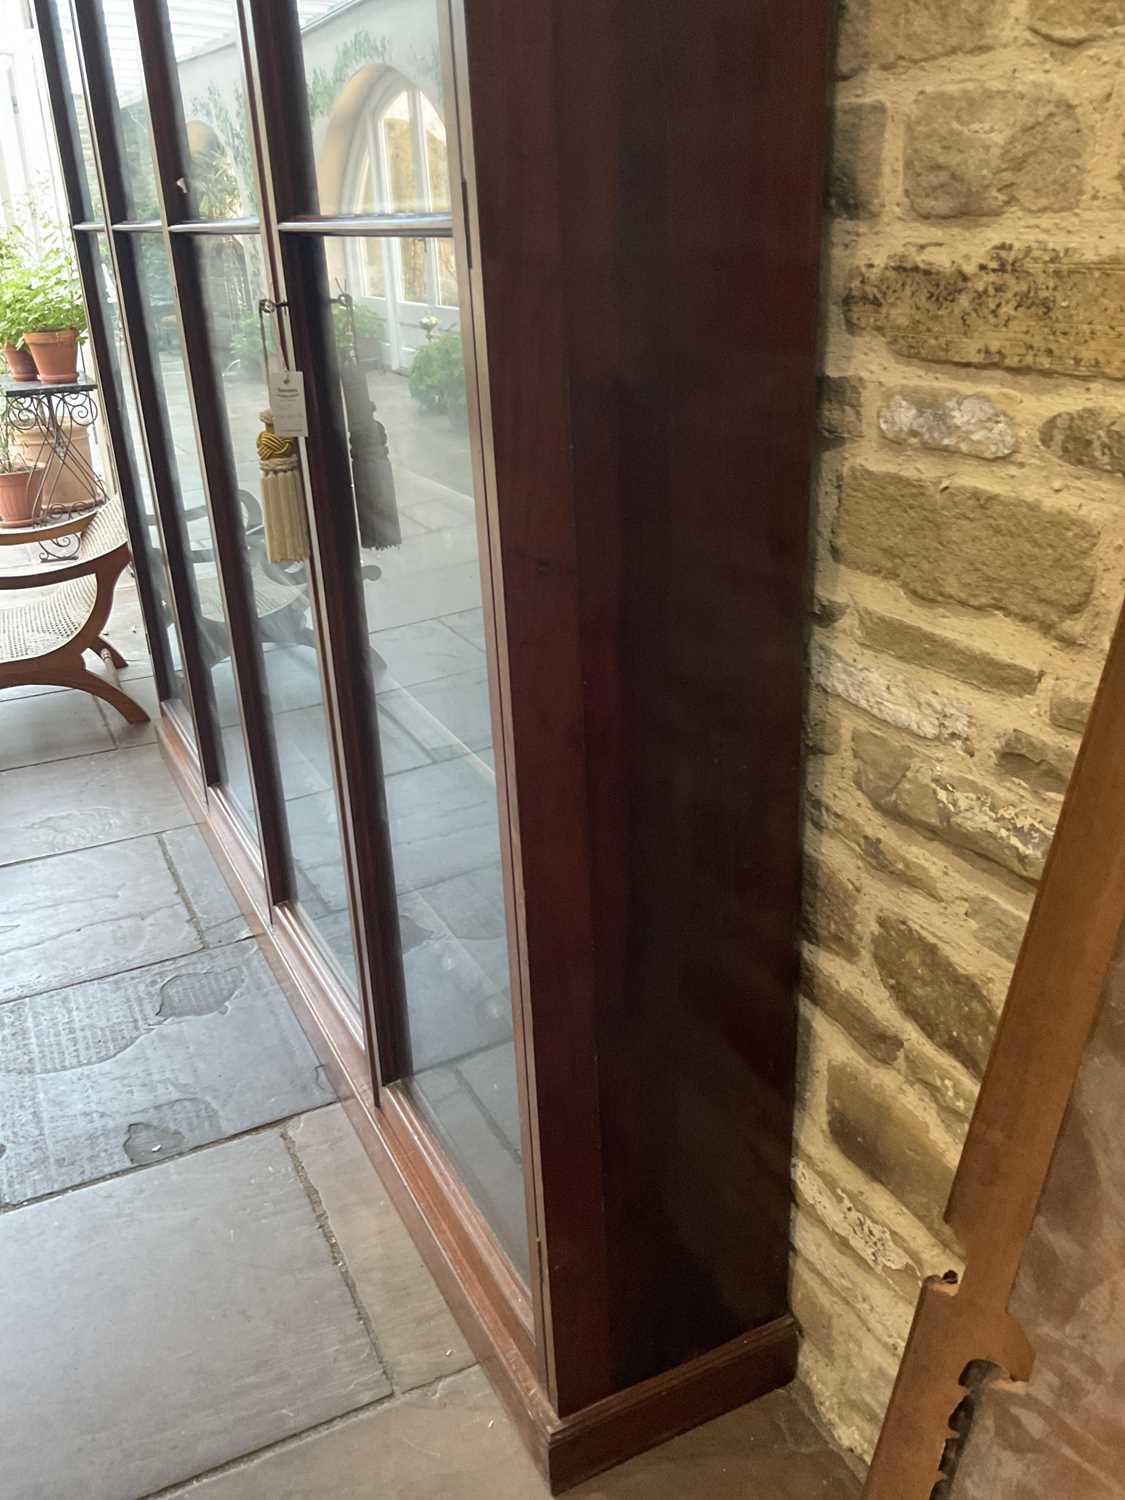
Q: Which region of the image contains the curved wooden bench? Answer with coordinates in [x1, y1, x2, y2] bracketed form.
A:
[0, 500, 149, 724]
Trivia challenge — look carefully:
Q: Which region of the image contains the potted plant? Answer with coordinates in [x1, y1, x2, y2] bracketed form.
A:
[0, 419, 39, 526]
[20, 244, 87, 385]
[0, 232, 36, 382]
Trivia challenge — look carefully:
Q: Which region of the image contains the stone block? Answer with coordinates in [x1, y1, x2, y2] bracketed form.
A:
[837, 0, 1011, 75]
[792, 1150, 922, 1299]
[856, 606, 1040, 697]
[801, 952, 905, 1065]
[853, 728, 1055, 882]
[834, 466, 1098, 632]
[904, 1047, 979, 1129]
[845, 248, 1125, 382]
[906, 87, 1084, 218]
[827, 1059, 957, 1235]
[1040, 407, 1125, 475]
[996, 728, 1077, 795]
[829, 101, 887, 219]
[1028, 0, 1125, 43]
[803, 855, 864, 961]
[819, 374, 865, 440]
[878, 388, 1017, 460]
[873, 913, 997, 1075]
[812, 642, 972, 743]
[972, 893, 1030, 962]
[1050, 680, 1096, 733]
[806, 689, 844, 756]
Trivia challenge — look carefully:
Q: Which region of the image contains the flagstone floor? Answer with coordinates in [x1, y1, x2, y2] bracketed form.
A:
[0, 577, 861, 1500]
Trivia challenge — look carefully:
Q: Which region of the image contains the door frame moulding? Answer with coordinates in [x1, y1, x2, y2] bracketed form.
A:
[863, 596, 1125, 1499]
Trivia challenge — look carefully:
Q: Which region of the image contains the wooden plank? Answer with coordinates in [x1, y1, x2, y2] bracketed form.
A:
[864, 597, 1125, 1499]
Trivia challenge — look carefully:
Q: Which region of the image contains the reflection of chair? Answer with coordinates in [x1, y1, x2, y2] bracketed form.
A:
[0, 500, 148, 723]
[185, 489, 314, 666]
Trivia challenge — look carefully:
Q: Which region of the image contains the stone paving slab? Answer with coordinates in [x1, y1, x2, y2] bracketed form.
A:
[0, 689, 115, 772]
[0, 834, 200, 1003]
[164, 1363, 862, 1499]
[0, 941, 333, 1203]
[287, 1104, 474, 1391]
[0, 744, 192, 865]
[160, 824, 253, 948]
[0, 1129, 390, 1500]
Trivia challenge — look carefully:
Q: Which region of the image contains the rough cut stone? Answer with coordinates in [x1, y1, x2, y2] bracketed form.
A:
[837, 0, 1011, 76]
[806, 690, 844, 756]
[812, 642, 972, 744]
[853, 729, 1056, 881]
[803, 856, 864, 961]
[827, 1060, 957, 1236]
[835, 467, 1098, 632]
[792, 1151, 922, 1297]
[1050, 681, 1096, 733]
[856, 607, 1040, 697]
[996, 728, 1077, 795]
[878, 389, 1017, 460]
[1040, 407, 1125, 475]
[904, 1048, 978, 1129]
[819, 374, 865, 440]
[873, 914, 997, 1075]
[1028, 0, 1125, 43]
[845, 248, 1125, 382]
[801, 953, 904, 1064]
[830, 101, 887, 219]
[905, 87, 1084, 218]
[973, 893, 1030, 962]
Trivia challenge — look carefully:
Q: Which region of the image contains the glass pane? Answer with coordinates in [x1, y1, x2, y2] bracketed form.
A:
[298, 0, 450, 215]
[90, 232, 188, 714]
[197, 234, 360, 995]
[167, 0, 258, 219]
[323, 234, 526, 1277]
[53, 0, 101, 220]
[131, 233, 256, 830]
[101, 0, 160, 220]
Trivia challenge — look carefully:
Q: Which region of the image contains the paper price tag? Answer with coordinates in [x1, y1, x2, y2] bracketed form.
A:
[268, 370, 309, 438]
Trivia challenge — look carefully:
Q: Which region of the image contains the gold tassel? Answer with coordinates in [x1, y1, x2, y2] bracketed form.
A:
[257, 409, 310, 563]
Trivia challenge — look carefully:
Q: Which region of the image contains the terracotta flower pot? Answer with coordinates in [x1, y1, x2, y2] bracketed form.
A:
[23, 328, 79, 385]
[0, 468, 39, 526]
[3, 342, 37, 382]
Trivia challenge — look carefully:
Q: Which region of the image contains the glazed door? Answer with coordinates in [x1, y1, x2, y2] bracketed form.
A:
[244, 0, 531, 1286]
[41, 0, 534, 1354]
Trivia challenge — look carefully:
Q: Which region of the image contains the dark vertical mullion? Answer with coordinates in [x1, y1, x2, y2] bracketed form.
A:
[241, 0, 407, 1088]
[67, 0, 222, 786]
[131, 0, 292, 906]
[33, 0, 172, 705]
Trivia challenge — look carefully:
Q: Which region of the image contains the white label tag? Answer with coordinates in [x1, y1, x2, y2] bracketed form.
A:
[268, 369, 308, 438]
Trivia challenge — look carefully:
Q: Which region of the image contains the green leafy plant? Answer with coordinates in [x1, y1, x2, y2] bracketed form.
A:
[408, 328, 464, 412]
[0, 418, 29, 473]
[11, 241, 87, 342]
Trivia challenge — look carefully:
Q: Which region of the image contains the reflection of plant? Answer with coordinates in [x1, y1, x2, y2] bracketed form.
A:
[228, 297, 386, 379]
[191, 135, 240, 218]
[408, 329, 463, 412]
[306, 32, 389, 120]
[189, 83, 256, 214]
[335, 298, 384, 358]
[119, 104, 160, 219]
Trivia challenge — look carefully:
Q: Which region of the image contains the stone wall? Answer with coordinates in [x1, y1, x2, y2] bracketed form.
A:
[797, 0, 1125, 1462]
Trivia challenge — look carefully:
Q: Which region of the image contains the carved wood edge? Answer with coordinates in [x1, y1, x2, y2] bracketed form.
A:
[863, 596, 1125, 1500]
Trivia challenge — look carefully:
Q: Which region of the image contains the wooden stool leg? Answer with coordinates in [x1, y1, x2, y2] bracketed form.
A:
[54, 665, 149, 725]
[94, 636, 128, 670]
